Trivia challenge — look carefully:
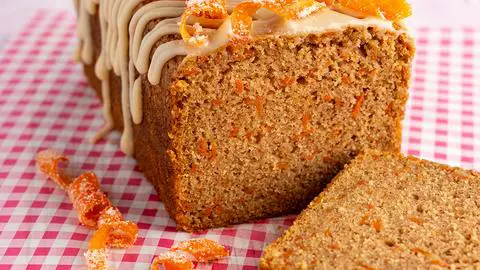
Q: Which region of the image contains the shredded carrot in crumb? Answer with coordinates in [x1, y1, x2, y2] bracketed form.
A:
[197, 138, 209, 156]
[301, 112, 312, 129]
[190, 164, 197, 173]
[229, 127, 240, 138]
[211, 98, 223, 107]
[323, 95, 333, 102]
[255, 96, 265, 117]
[411, 247, 431, 256]
[277, 162, 289, 170]
[235, 80, 244, 95]
[209, 144, 217, 161]
[367, 203, 375, 210]
[324, 228, 332, 237]
[328, 243, 340, 250]
[372, 219, 382, 232]
[352, 94, 365, 118]
[243, 97, 255, 105]
[431, 259, 449, 267]
[359, 213, 370, 225]
[356, 180, 368, 186]
[357, 262, 377, 270]
[408, 216, 424, 225]
[245, 130, 254, 142]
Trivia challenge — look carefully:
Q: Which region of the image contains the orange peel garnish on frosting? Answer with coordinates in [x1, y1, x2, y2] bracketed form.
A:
[322, 0, 412, 21]
[35, 149, 138, 270]
[36, 148, 71, 189]
[180, 0, 228, 47]
[230, 0, 325, 38]
[151, 239, 229, 269]
[171, 239, 229, 262]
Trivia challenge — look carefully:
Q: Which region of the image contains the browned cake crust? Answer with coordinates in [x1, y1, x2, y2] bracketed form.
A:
[260, 150, 480, 269]
[82, 8, 415, 231]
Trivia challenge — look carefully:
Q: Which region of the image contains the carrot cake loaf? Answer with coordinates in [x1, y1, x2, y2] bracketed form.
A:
[260, 150, 480, 269]
[73, 0, 415, 231]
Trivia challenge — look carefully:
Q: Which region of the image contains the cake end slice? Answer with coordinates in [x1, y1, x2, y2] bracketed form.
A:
[260, 150, 480, 269]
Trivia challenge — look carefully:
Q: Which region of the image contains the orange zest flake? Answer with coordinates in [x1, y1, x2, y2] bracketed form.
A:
[68, 172, 112, 228]
[322, 0, 412, 22]
[352, 93, 365, 118]
[180, 0, 228, 47]
[171, 239, 229, 262]
[230, 0, 326, 39]
[35, 148, 71, 189]
[151, 251, 194, 270]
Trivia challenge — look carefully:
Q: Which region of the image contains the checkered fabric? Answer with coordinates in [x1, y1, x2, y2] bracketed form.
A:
[0, 9, 479, 269]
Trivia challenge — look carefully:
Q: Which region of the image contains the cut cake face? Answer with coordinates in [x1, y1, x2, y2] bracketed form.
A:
[261, 150, 480, 269]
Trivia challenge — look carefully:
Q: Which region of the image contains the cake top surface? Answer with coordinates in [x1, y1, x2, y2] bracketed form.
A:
[181, 0, 412, 48]
[261, 150, 480, 269]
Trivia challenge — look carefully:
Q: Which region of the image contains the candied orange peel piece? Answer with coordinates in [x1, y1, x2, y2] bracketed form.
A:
[322, 0, 412, 21]
[230, 0, 325, 38]
[171, 239, 229, 262]
[98, 207, 139, 248]
[151, 251, 194, 270]
[36, 148, 71, 189]
[151, 239, 228, 269]
[35, 149, 139, 270]
[180, 0, 228, 47]
[85, 226, 110, 270]
[68, 172, 112, 228]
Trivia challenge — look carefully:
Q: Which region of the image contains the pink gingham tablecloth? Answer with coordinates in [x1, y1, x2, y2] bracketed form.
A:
[0, 9, 479, 270]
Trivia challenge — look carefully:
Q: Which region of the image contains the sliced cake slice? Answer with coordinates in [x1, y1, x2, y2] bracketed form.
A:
[261, 150, 480, 269]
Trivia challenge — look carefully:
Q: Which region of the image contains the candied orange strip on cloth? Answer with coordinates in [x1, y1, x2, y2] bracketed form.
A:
[36, 149, 138, 270]
[151, 239, 229, 269]
[36, 148, 71, 189]
[85, 207, 139, 270]
[180, 0, 228, 46]
[151, 251, 195, 270]
[171, 239, 229, 262]
[68, 172, 112, 228]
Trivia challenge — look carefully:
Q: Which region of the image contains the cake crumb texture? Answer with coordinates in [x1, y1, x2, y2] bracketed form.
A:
[260, 150, 480, 269]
